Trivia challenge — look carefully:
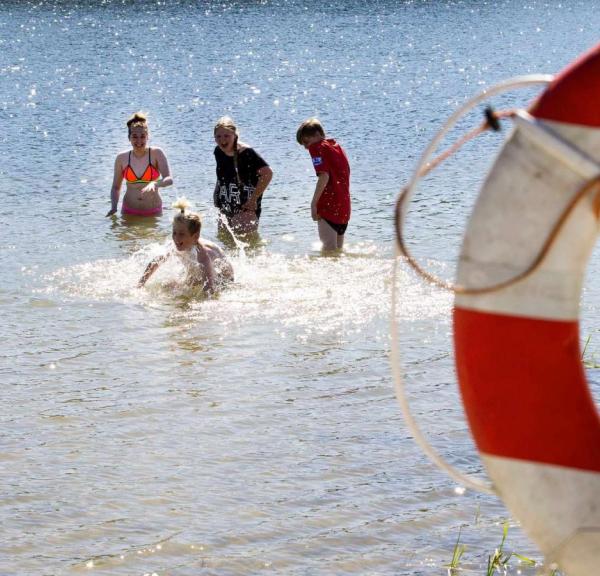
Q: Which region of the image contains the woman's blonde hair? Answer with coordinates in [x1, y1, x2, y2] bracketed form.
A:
[214, 115, 238, 136]
[127, 111, 149, 136]
[214, 116, 244, 187]
[172, 197, 202, 235]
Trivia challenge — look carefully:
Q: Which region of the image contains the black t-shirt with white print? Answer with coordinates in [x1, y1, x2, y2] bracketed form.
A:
[213, 146, 268, 218]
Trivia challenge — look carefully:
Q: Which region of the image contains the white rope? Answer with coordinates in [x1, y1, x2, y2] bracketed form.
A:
[390, 248, 494, 494]
[398, 75, 554, 224]
[391, 75, 554, 494]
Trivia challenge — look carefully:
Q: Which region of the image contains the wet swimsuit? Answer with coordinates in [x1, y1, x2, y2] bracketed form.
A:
[121, 204, 163, 216]
[122, 148, 160, 184]
[322, 218, 348, 236]
[121, 148, 162, 216]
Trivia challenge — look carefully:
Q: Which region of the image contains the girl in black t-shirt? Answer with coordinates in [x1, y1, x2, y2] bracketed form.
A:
[213, 116, 273, 236]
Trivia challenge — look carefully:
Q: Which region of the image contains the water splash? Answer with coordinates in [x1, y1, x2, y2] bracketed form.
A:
[42, 238, 451, 339]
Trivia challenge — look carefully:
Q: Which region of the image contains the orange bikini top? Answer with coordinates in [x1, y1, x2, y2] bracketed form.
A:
[123, 148, 160, 183]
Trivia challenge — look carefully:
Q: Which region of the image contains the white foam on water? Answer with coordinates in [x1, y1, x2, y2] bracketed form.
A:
[41, 240, 452, 336]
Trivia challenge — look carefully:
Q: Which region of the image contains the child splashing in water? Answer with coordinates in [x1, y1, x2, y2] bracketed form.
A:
[138, 198, 234, 293]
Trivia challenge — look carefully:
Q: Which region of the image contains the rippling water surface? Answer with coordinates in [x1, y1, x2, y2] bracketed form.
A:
[1, 1, 599, 574]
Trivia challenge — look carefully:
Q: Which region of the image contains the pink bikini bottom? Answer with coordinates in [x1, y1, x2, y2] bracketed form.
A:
[121, 202, 163, 217]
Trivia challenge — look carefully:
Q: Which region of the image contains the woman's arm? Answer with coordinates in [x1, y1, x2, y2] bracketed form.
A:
[242, 165, 273, 211]
[107, 156, 124, 216]
[142, 148, 173, 195]
[213, 181, 221, 207]
[138, 254, 168, 287]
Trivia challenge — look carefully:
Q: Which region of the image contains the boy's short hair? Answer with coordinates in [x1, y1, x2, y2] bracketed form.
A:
[296, 118, 325, 144]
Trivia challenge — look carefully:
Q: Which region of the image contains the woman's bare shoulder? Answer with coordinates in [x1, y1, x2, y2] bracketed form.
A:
[150, 146, 167, 158]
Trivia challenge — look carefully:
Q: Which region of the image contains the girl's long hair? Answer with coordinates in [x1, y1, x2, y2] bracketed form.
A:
[214, 116, 243, 188]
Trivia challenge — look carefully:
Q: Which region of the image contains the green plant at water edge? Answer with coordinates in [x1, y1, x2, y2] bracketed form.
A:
[485, 522, 536, 575]
[581, 334, 600, 368]
[486, 522, 509, 576]
[511, 552, 536, 567]
[581, 334, 591, 359]
[445, 526, 466, 573]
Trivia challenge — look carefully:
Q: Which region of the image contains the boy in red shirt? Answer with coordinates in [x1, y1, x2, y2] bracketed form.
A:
[296, 118, 351, 251]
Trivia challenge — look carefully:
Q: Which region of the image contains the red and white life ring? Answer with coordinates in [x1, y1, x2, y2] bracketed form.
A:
[454, 45, 600, 574]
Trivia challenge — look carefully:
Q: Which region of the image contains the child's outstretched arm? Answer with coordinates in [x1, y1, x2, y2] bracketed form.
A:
[138, 255, 168, 287]
[311, 172, 330, 221]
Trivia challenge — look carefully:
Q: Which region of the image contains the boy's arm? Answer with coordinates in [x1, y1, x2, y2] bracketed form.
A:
[138, 255, 167, 287]
[311, 172, 330, 221]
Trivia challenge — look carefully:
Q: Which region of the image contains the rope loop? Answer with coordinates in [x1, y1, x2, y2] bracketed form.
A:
[394, 75, 570, 297]
[391, 75, 563, 495]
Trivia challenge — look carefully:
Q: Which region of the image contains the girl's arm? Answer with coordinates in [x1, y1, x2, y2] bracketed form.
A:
[311, 172, 329, 220]
[213, 181, 221, 207]
[138, 254, 168, 287]
[243, 165, 273, 211]
[107, 156, 124, 216]
[142, 148, 173, 195]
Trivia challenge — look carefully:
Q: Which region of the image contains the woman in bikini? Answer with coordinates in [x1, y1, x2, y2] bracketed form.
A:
[106, 112, 173, 217]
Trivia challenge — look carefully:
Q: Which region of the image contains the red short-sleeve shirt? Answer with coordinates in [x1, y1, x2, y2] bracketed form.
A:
[309, 138, 351, 224]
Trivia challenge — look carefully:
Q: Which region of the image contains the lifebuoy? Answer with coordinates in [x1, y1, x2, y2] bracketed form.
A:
[454, 44, 600, 574]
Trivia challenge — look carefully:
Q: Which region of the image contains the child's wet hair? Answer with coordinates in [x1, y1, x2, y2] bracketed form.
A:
[127, 111, 148, 136]
[172, 197, 202, 235]
[296, 118, 325, 144]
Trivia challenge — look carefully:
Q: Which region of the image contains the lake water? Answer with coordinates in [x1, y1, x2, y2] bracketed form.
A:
[1, 1, 599, 574]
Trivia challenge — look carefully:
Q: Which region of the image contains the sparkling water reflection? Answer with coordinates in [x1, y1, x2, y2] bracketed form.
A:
[1, 1, 599, 575]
